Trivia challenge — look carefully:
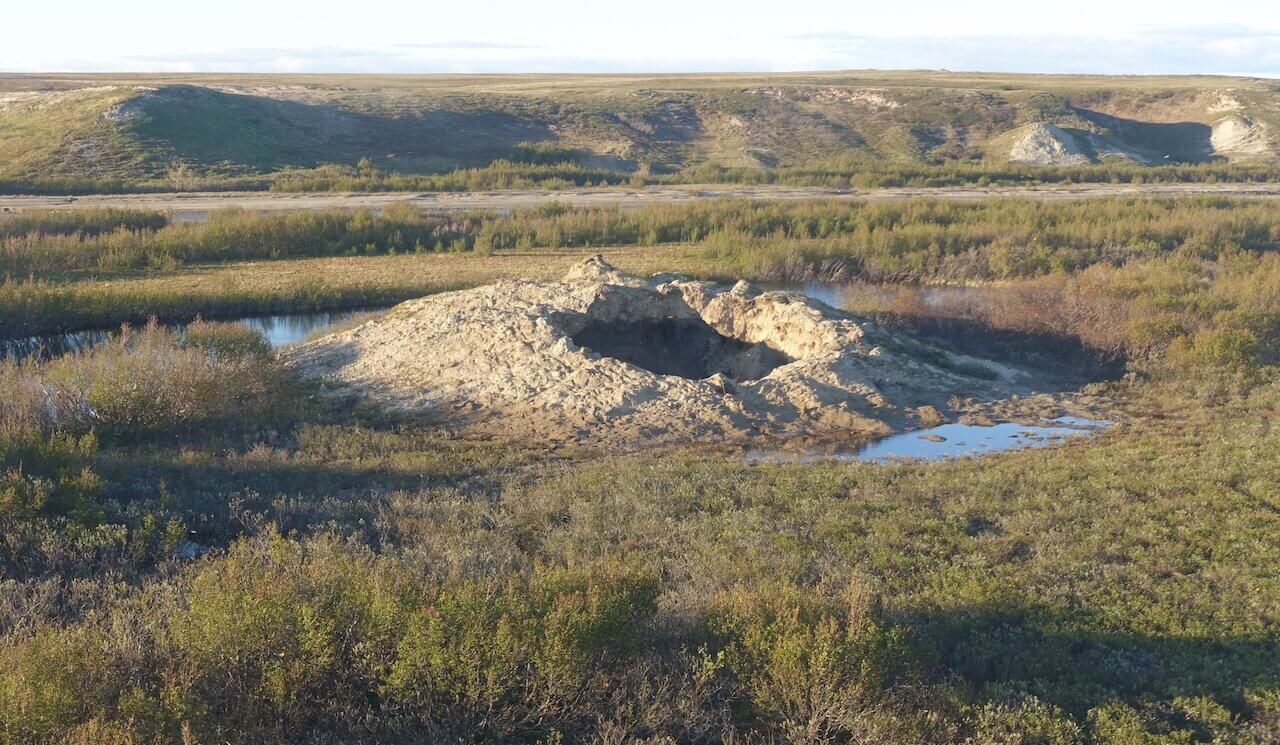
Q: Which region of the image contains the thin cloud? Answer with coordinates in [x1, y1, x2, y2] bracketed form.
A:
[396, 41, 540, 50]
[34, 26, 1280, 76]
[786, 26, 1280, 76]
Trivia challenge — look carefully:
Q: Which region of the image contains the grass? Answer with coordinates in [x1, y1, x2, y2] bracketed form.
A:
[4, 193, 1280, 740]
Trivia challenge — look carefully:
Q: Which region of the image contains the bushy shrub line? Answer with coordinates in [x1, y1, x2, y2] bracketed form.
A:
[0, 536, 921, 743]
[8, 196, 1280, 278]
[0, 321, 294, 521]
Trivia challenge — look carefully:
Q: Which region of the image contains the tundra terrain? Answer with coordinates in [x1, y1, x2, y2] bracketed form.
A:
[2, 71, 1279, 192]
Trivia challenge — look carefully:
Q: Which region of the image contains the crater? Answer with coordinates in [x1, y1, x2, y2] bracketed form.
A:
[569, 317, 791, 381]
[288, 257, 1106, 448]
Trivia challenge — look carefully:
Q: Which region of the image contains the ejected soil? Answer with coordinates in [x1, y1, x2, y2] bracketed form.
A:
[288, 257, 1116, 448]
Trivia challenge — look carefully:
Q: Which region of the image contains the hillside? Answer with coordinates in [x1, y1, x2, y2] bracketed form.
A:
[2, 71, 1279, 186]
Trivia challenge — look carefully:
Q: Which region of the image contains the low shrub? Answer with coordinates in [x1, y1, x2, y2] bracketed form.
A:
[1166, 327, 1260, 373]
[0, 537, 662, 742]
[43, 321, 291, 441]
[382, 559, 660, 739]
[705, 579, 911, 742]
[0, 360, 100, 521]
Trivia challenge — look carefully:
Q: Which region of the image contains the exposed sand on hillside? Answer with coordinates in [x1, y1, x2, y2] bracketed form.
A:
[1007, 123, 1092, 166]
[1211, 114, 1272, 158]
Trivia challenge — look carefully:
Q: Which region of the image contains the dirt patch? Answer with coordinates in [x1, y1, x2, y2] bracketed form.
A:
[287, 257, 1103, 448]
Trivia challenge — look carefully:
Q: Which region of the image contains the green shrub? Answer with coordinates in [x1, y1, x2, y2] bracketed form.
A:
[0, 624, 124, 743]
[182, 319, 272, 360]
[1165, 327, 1259, 373]
[705, 580, 909, 742]
[43, 322, 290, 440]
[0, 537, 660, 742]
[383, 559, 660, 739]
[969, 697, 1084, 744]
[166, 536, 419, 737]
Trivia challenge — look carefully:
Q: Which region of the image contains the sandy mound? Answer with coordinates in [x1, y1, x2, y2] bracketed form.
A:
[288, 258, 1033, 447]
[1007, 123, 1092, 166]
[1211, 114, 1272, 159]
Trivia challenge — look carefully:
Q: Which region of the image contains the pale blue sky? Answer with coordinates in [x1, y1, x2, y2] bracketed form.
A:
[7, 0, 1280, 75]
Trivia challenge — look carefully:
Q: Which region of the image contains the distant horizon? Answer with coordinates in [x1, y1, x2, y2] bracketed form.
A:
[3, 69, 1278, 80]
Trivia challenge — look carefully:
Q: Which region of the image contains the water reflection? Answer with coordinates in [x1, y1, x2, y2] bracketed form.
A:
[763, 280, 985, 314]
[1, 309, 379, 360]
[744, 416, 1111, 464]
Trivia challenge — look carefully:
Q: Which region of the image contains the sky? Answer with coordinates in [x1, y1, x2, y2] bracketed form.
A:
[7, 0, 1280, 76]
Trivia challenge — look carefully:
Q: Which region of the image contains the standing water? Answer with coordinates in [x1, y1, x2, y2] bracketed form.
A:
[744, 417, 1112, 464]
[1, 309, 382, 360]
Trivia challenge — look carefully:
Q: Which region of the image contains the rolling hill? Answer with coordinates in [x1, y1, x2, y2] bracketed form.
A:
[1, 71, 1278, 186]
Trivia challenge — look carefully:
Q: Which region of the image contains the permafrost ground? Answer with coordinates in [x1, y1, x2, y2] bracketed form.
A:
[289, 257, 1110, 448]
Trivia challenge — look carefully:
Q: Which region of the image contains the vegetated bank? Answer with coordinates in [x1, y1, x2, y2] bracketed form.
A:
[7, 196, 1280, 277]
[6, 160, 1280, 197]
[6, 71, 1280, 195]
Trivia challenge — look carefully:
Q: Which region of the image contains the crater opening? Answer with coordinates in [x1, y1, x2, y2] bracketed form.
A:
[570, 318, 792, 381]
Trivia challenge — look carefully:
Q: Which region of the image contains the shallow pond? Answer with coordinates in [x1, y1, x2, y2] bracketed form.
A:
[1, 309, 380, 360]
[744, 416, 1111, 464]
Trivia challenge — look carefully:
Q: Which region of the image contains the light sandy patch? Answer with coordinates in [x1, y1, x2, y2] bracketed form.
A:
[1007, 123, 1092, 166]
[1211, 114, 1273, 159]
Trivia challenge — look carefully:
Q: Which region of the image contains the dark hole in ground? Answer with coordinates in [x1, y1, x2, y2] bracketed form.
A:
[877, 314, 1125, 385]
[570, 318, 791, 381]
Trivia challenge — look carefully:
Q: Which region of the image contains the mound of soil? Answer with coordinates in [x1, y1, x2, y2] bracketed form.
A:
[288, 258, 1061, 447]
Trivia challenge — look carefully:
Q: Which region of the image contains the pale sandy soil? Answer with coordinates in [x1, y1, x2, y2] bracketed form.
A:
[289, 257, 1078, 447]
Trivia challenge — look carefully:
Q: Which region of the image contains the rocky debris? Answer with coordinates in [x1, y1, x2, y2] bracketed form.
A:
[289, 258, 1043, 448]
[846, 89, 901, 110]
[1007, 123, 1093, 166]
[101, 88, 160, 123]
[1211, 114, 1273, 159]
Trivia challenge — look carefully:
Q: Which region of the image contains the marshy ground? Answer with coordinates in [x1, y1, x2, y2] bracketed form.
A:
[2, 195, 1279, 742]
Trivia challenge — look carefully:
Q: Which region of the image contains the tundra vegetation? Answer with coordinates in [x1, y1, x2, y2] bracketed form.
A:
[1, 195, 1279, 742]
